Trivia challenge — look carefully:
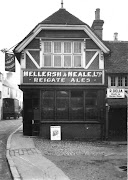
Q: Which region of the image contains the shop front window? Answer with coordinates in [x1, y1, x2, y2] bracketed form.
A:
[41, 90, 101, 122]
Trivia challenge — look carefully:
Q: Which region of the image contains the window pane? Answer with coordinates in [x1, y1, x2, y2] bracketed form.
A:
[85, 99, 97, 106]
[74, 42, 81, 53]
[64, 42, 71, 53]
[64, 56, 71, 67]
[56, 91, 69, 97]
[54, 56, 61, 67]
[56, 99, 69, 120]
[85, 108, 98, 120]
[85, 91, 97, 106]
[44, 55, 51, 66]
[125, 76, 128, 86]
[74, 56, 81, 67]
[85, 91, 97, 98]
[42, 99, 54, 119]
[54, 42, 61, 53]
[70, 91, 84, 120]
[42, 91, 54, 98]
[118, 76, 123, 86]
[41, 91, 54, 120]
[71, 91, 83, 97]
[56, 91, 69, 120]
[44, 42, 51, 53]
[111, 76, 116, 86]
[85, 91, 98, 121]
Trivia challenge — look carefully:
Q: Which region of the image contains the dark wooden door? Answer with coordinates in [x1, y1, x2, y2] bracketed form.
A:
[23, 98, 33, 136]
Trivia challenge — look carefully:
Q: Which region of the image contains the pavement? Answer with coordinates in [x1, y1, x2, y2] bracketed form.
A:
[6, 125, 70, 180]
[6, 125, 127, 180]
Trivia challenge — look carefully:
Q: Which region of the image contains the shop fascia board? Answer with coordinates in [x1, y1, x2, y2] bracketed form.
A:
[15, 24, 110, 54]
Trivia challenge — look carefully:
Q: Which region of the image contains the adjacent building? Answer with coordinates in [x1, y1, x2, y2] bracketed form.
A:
[105, 40, 128, 140]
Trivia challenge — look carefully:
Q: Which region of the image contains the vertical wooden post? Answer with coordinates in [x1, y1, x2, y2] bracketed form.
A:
[105, 103, 109, 140]
[124, 90, 128, 137]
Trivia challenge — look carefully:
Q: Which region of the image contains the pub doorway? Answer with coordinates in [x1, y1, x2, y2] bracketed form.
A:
[108, 107, 127, 140]
[23, 89, 40, 136]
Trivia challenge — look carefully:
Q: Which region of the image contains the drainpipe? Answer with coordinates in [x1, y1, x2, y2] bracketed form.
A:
[105, 102, 109, 140]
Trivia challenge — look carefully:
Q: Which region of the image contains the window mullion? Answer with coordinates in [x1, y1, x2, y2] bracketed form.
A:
[115, 77, 118, 87]
[62, 42, 64, 67]
[72, 42, 74, 67]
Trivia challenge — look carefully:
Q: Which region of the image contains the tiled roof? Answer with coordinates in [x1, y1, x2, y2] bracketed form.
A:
[104, 41, 128, 73]
[40, 8, 86, 25]
[14, 8, 110, 56]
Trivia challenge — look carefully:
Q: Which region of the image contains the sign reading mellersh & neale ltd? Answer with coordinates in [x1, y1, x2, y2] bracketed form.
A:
[22, 69, 104, 85]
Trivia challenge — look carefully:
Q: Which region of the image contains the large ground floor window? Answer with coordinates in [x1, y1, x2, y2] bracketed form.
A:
[41, 89, 105, 122]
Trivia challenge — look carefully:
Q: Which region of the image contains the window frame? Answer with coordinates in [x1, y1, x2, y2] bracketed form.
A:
[110, 75, 128, 87]
[42, 41, 83, 68]
[43, 41, 53, 67]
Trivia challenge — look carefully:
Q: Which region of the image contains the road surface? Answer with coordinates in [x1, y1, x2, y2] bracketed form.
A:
[0, 118, 22, 180]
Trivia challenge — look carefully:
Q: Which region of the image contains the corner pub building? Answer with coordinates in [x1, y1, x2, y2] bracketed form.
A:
[14, 5, 111, 140]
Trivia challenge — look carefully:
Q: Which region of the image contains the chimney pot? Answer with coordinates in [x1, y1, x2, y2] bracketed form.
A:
[95, 8, 100, 20]
[114, 32, 118, 41]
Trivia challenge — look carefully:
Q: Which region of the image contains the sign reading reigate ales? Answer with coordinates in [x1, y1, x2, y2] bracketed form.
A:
[22, 70, 104, 85]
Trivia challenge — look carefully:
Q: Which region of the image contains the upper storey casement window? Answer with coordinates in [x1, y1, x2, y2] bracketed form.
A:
[109, 75, 128, 88]
[43, 41, 82, 68]
[23, 40, 104, 70]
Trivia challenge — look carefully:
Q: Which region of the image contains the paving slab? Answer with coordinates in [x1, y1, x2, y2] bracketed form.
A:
[6, 125, 70, 180]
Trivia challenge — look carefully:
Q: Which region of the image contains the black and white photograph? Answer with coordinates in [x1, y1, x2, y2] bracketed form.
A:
[0, 0, 127, 179]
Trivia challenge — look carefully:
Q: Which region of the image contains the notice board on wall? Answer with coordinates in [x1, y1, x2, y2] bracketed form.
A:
[50, 126, 61, 140]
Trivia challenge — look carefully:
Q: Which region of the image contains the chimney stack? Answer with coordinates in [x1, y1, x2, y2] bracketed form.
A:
[91, 8, 104, 39]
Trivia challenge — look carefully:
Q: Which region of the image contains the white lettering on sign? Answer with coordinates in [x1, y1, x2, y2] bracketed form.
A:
[23, 70, 103, 84]
[107, 88, 125, 98]
[23, 71, 102, 78]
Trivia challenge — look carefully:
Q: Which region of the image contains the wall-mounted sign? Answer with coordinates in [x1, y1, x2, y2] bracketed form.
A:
[22, 69, 104, 85]
[107, 88, 125, 98]
[50, 126, 61, 140]
[5, 53, 15, 72]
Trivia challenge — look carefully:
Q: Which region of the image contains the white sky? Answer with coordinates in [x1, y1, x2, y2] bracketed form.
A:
[0, 0, 128, 82]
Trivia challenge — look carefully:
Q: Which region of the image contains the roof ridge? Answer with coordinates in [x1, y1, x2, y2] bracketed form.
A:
[40, 8, 86, 25]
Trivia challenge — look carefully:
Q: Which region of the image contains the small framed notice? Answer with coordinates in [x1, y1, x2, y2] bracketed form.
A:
[50, 126, 61, 140]
[107, 88, 125, 98]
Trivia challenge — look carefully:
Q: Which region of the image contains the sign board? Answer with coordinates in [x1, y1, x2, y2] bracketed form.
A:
[107, 88, 125, 98]
[50, 126, 61, 140]
[22, 69, 104, 85]
[5, 53, 15, 72]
